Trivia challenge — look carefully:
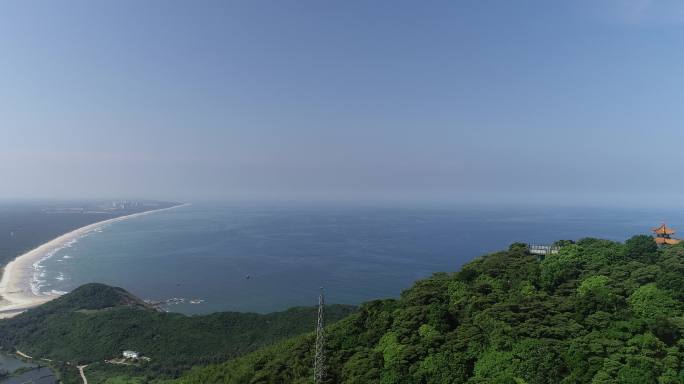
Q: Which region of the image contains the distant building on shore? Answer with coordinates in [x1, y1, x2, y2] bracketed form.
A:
[652, 224, 681, 245]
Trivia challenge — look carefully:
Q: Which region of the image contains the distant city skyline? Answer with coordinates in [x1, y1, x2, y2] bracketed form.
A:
[2, 1, 684, 205]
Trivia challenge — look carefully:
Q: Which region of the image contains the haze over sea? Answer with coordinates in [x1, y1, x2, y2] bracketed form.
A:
[36, 203, 684, 314]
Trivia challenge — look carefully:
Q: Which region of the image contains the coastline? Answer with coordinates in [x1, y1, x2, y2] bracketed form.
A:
[0, 203, 188, 318]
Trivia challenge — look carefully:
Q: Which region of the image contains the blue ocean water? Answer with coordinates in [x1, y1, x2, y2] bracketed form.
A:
[37, 203, 684, 314]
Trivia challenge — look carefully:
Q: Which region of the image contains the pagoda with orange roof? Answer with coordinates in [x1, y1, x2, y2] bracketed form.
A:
[652, 223, 681, 245]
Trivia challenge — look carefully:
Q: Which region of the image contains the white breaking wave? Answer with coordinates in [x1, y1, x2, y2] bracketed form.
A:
[30, 225, 105, 295]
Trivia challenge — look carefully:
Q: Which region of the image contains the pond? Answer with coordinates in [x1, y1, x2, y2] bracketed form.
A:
[0, 353, 36, 373]
[0, 354, 57, 384]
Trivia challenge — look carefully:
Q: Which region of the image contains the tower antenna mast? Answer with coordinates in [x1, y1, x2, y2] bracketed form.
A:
[313, 287, 326, 384]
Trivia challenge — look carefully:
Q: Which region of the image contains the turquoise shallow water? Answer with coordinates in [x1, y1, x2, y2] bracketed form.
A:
[36, 203, 684, 314]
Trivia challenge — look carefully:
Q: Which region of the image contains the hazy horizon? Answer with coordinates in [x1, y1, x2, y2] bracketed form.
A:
[3, 1, 684, 205]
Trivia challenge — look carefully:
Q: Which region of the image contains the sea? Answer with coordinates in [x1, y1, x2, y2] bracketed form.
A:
[34, 202, 684, 314]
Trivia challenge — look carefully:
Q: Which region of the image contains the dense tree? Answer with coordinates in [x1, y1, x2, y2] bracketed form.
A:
[626, 235, 658, 263]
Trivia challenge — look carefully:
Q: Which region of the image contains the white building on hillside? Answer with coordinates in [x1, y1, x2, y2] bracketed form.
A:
[123, 350, 140, 359]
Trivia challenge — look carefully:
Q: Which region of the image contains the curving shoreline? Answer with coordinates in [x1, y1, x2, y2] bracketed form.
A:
[0, 203, 188, 318]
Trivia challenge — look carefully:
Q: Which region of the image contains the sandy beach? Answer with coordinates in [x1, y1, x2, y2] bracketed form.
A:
[0, 204, 187, 318]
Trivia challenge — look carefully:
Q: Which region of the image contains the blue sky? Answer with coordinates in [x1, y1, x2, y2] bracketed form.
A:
[1, 1, 684, 204]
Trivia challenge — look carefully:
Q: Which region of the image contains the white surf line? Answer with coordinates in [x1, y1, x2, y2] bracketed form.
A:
[0, 203, 189, 318]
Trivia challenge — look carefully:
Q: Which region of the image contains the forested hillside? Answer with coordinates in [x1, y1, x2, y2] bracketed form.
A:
[172, 235, 684, 383]
[0, 283, 356, 383]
